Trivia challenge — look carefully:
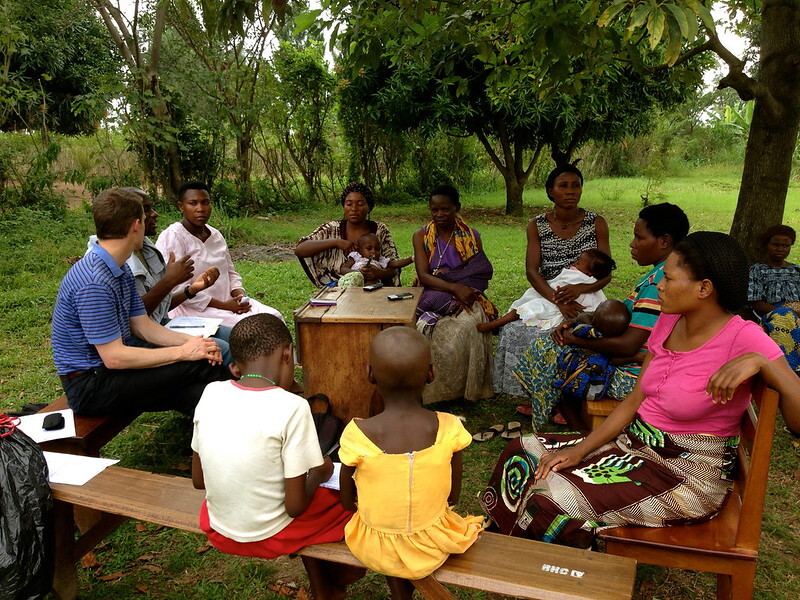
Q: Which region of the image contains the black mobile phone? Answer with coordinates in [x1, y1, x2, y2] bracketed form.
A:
[42, 413, 65, 431]
[387, 293, 414, 301]
[363, 282, 384, 291]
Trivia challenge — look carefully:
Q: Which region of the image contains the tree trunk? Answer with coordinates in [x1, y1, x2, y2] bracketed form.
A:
[503, 174, 524, 216]
[729, 0, 800, 261]
[235, 130, 255, 209]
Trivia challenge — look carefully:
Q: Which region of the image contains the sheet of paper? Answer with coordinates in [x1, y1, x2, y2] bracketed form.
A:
[165, 316, 222, 338]
[319, 462, 341, 491]
[44, 451, 119, 486]
[17, 409, 77, 443]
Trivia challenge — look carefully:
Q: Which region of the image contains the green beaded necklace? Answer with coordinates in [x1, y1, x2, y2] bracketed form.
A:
[241, 373, 276, 386]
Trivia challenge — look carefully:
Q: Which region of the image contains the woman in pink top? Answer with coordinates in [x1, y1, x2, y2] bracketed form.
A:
[482, 231, 800, 548]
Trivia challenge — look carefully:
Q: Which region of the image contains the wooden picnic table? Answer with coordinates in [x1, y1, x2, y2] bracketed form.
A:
[294, 286, 422, 422]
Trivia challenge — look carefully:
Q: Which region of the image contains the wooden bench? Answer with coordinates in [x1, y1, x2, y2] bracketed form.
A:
[599, 382, 780, 600]
[50, 466, 637, 600]
[580, 397, 618, 431]
[38, 394, 136, 457]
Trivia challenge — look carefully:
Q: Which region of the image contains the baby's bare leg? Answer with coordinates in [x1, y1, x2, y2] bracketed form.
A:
[476, 309, 519, 333]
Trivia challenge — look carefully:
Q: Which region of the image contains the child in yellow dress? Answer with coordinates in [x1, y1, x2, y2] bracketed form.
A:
[339, 326, 483, 600]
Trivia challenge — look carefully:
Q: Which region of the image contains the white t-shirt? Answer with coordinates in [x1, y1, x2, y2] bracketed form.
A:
[191, 381, 324, 542]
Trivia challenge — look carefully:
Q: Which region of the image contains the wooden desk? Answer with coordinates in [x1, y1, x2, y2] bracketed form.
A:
[294, 287, 422, 422]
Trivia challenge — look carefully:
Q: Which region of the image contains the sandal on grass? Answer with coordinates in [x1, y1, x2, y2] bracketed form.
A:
[501, 421, 522, 439]
[515, 403, 533, 416]
[472, 424, 504, 442]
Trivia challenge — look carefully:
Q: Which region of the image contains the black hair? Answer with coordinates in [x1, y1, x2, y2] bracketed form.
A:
[340, 182, 375, 210]
[673, 231, 749, 312]
[178, 181, 210, 203]
[430, 184, 460, 208]
[357, 232, 380, 247]
[638, 203, 690, 244]
[582, 249, 616, 280]
[593, 299, 631, 338]
[229, 314, 292, 365]
[545, 165, 584, 201]
[760, 224, 796, 246]
[119, 187, 149, 201]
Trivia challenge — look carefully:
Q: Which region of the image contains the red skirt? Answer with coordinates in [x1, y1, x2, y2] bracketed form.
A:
[199, 487, 353, 559]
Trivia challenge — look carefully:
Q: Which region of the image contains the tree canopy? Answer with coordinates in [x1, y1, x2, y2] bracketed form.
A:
[324, 0, 705, 214]
[0, 0, 119, 135]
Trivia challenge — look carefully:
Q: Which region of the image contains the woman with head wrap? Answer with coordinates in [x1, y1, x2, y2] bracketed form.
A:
[482, 232, 800, 548]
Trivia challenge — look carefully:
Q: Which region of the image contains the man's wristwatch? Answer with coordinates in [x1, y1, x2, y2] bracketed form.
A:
[184, 285, 196, 299]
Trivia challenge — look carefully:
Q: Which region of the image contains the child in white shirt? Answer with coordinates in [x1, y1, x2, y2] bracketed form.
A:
[192, 314, 363, 599]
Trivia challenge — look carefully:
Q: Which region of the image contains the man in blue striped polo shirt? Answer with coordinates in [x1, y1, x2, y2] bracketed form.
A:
[52, 188, 229, 416]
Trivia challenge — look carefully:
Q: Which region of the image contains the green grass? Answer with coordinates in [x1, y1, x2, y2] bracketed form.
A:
[1, 168, 799, 599]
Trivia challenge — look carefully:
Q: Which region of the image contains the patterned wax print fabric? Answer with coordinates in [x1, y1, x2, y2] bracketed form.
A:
[297, 220, 400, 287]
[552, 324, 616, 401]
[511, 263, 662, 429]
[339, 412, 484, 579]
[338, 271, 365, 287]
[747, 262, 800, 305]
[512, 336, 635, 429]
[493, 210, 600, 396]
[748, 262, 800, 371]
[481, 420, 739, 548]
[419, 303, 495, 404]
[413, 216, 498, 326]
[536, 211, 599, 281]
[762, 306, 800, 371]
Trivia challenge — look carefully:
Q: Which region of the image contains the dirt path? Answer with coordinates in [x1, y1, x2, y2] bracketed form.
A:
[229, 243, 296, 262]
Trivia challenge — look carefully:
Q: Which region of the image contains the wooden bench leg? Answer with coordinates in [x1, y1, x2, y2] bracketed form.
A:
[411, 576, 457, 600]
[728, 563, 756, 600]
[52, 501, 79, 600]
[52, 499, 129, 600]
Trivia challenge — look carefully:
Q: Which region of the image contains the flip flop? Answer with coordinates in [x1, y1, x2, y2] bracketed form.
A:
[515, 403, 532, 416]
[501, 421, 522, 439]
[472, 424, 504, 442]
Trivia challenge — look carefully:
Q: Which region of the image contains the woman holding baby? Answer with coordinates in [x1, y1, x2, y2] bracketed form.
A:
[483, 231, 800, 548]
[295, 182, 401, 287]
[513, 202, 691, 430]
[493, 165, 612, 400]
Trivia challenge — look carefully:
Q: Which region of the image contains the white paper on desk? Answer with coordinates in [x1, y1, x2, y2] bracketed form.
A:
[165, 316, 222, 338]
[44, 451, 118, 486]
[17, 409, 77, 443]
[319, 462, 341, 491]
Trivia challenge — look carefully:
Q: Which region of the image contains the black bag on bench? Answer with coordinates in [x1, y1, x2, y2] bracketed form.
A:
[0, 414, 54, 600]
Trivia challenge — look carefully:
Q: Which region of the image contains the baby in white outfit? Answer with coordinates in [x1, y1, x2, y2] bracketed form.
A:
[477, 249, 615, 333]
[339, 233, 413, 286]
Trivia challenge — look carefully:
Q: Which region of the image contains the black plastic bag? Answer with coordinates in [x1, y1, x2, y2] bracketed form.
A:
[0, 414, 54, 600]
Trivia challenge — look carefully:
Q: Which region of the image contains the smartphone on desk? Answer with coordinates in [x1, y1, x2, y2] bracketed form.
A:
[363, 282, 384, 291]
[388, 292, 414, 301]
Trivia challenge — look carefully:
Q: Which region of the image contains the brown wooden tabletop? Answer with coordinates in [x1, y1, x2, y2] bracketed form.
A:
[294, 286, 423, 422]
